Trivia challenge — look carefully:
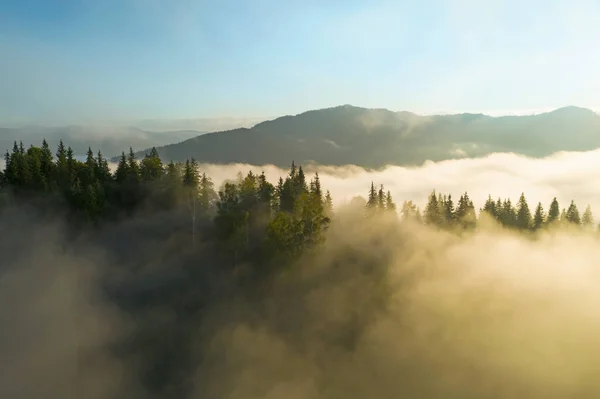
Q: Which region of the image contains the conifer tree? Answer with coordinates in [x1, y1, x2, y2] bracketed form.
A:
[444, 194, 455, 225]
[84, 147, 97, 186]
[257, 171, 275, 213]
[115, 152, 129, 184]
[127, 147, 140, 180]
[582, 205, 594, 229]
[198, 172, 217, 215]
[385, 190, 396, 213]
[40, 139, 54, 186]
[95, 151, 112, 183]
[481, 195, 497, 219]
[66, 146, 77, 184]
[324, 190, 334, 217]
[547, 197, 560, 224]
[515, 193, 532, 230]
[532, 202, 545, 230]
[500, 199, 516, 227]
[424, 190, 441, 226]
[140, 147, 164, 182]
[566, 201, 581, 225]
[377, 184, 386, 211]
[366, 182, 378, 216]
[455, 192, 476, 229]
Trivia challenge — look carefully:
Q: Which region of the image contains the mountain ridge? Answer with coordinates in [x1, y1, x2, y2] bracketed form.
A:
[129, 105, 600, 168]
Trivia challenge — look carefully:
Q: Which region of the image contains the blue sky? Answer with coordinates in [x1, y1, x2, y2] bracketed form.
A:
[1, 0, 599, 124]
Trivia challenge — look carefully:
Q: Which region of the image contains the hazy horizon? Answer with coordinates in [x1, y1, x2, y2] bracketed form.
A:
[2, 104, 599, 130]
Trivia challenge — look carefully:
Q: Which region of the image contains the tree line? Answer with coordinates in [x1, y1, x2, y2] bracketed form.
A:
[362, 186, 596, 232]
[1, 140, 597, 253]
[0, 140, 335, 265]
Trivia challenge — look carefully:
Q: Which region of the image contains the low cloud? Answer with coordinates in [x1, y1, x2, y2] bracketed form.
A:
[2, 148, 598, 212]
[189, 222, 600, 398]
[197, 147, 600, 213]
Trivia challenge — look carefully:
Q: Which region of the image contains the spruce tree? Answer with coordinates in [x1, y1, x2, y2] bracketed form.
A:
[515, 193, 532, 230]
[444, 194, 455, 225]
[377, 185, 386, 211]
[547, 197, 560, 224]
[482, 195, 497, 219]
[532, 202, 545, 230]
[366, 182, 378, 216]
[385, 191, 396, 213]
[582, 205, 594, 228]
[424, 190, 440, 226]
[324, 190, 334, 217]
[566, 201, 581, 225]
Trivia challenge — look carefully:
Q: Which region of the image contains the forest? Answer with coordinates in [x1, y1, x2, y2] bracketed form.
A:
[1, 140, 600, 398]
[1, 139, 597, 242]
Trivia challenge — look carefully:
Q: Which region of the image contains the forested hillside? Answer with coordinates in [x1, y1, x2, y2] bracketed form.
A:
[134, 105, 600, 168]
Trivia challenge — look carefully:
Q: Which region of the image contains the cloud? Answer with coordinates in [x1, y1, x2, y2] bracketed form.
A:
[0, 211, 139, 398]
[188, 217, 600, 398]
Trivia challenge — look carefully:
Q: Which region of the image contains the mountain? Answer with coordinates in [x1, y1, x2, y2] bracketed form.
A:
[132, 105, 600, 168]
[0, 126, 203, 157]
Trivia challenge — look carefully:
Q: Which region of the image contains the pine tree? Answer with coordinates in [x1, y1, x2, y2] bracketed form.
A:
[444, 194, 455, 225]
[239, 171, 259, 213]
[366, 182, 378, 216]
[140, 147, 164, 181]
[532, 202, 545, 230]
[377, 185, 386, 211]
[547, 197, 560, 224]
[500, 199, 516, 227]
[582, 205, 594, 229]
[566, 201, 581, 225]
[198, 173, 217, 215]
[257, 171, 276, 215]
[84, 147, 97, 186]
[40, 139, 54, 187]
[515, 193, 532, 230]
[127, 147, 140, 180]
[324, 190, 334, 217]
[182, 158, 200, 247]
[55, 140, 69, 190]
[66, 146, 77, 184]
[424, 190, 441, 226]
[481, 195, 497, 219]
[114, 152, 129, 184]
[385, 191, 396, 213]
[95, 151, 112, 183]
[17, 142, 32, 188]
[455, 192, 476, 229]
[26, 146, 44, 190]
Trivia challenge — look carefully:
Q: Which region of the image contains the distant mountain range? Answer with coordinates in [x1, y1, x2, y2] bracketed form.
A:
[130, 105, 600, 168]
[0, 126, 202, 157]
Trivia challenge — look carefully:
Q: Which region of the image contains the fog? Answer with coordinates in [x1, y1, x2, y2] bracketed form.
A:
[1, 149, 599, 398]
[2, 148, 599, 212]
[197, 148, 600, 213]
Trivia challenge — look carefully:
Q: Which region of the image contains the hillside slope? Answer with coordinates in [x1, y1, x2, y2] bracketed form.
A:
[139, 105, 600, 168]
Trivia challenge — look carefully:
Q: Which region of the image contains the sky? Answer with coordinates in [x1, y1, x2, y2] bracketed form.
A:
[1, 0, 599, 125]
